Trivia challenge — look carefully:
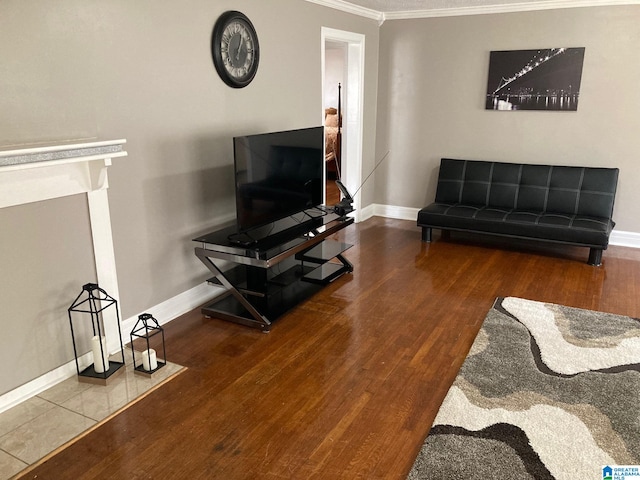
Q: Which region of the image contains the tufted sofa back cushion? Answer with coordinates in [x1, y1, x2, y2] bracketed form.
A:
[435, 158, 619, 219]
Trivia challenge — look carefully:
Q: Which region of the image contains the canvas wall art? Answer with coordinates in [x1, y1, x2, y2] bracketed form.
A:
[486, 48, 585, 111]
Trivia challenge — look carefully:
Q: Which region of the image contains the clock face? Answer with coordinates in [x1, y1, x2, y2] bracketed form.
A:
[212, 11, 259, 88]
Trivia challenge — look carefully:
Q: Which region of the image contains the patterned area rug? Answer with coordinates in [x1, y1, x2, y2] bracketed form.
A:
[408, 297, 640, 480]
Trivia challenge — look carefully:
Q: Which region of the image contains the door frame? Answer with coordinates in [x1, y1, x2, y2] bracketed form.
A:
[321, 27, 365, 221]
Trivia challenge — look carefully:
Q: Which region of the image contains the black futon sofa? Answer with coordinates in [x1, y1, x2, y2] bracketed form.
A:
[417, 158, 619, 266]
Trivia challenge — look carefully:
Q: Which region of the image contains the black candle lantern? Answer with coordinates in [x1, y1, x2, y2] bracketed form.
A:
[130, 313, 166, 377]
[68, 283, 125, 385]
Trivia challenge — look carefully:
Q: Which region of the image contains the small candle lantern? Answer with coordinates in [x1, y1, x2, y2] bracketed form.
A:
[130, 313, 166, 377]
[68, 283, 125, 385]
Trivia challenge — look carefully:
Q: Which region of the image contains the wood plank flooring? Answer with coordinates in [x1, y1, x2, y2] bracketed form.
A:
[326, 177, 340, 206]
[21, 217, 640, 479]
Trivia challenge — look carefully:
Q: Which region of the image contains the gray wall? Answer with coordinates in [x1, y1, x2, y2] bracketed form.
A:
[0, 0, 380, 395]
[375, 5, 640, 233]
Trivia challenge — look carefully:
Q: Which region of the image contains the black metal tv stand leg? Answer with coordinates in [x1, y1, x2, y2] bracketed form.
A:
[194, 247, 271, 331]
[337, 254, 354, 273]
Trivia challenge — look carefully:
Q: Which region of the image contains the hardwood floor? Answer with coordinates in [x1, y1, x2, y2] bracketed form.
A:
[326, 177, 340, 206]
[22, 217, 640, 479]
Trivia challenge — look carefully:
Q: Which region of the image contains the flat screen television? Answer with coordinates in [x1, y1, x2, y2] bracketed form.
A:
[233, 126, 324, 235]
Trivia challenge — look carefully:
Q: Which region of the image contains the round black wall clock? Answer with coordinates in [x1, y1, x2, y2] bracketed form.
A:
[211, 11, 260, 88]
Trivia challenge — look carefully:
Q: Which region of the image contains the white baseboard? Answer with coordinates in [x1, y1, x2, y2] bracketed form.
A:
[119, 281, 223, 335]
[358, 203, 376, 222]
[0, 360, 81, 415]
[0, 281, 223, 415]
[369, 203, 640, 249]
[372, 204, 420, 221]
[609, 230, 640, 249]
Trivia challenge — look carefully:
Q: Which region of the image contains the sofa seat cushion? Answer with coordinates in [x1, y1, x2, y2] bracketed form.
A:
[418, 202, 615, 247]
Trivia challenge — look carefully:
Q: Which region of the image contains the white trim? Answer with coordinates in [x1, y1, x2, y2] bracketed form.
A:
[383, 0, 640, 19]
[87, 190, 122, 348]
[119, 282, 224, 336]
[0, 281, 223, 414]
[306, 0, 640, 21]
[609, 230, 640, 249]
[306, 0, 383, 22]
[321, 28, 366, 222]
[0, 140, 127, 209]
[372, 203, 420, 221]
[359, 203, 376, 222]
[0, 359, 80, 415]
[0, 138, 126, 157]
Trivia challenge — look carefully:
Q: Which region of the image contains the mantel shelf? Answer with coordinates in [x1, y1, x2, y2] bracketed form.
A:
[0, 139, 127, 209]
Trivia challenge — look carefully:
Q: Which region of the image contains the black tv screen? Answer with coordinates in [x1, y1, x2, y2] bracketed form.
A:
[233, 126, 324, 233]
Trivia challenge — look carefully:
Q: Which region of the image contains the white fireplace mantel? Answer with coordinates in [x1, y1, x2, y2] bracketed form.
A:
[0, 139, 127, 208]
[0, 139, 127, 356]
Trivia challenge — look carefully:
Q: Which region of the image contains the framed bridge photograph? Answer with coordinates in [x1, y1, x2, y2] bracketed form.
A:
[485, 47, 585, 111]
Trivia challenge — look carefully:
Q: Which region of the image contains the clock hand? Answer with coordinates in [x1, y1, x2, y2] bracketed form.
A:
[235, 36, 243, 61]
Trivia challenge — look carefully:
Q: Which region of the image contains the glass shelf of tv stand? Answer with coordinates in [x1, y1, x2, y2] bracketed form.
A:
[193, 209, 354, 331]
[193, 209, 353, 267]
[205, 239, 353, 294]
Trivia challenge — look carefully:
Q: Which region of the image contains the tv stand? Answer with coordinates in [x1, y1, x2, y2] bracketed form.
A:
[193, 211, 353, 332]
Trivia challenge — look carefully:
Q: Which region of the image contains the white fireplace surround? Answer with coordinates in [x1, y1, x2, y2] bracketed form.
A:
[3, 138, 127, 295]
[1, 139, 127, 332]
[0, 140, 127, 412]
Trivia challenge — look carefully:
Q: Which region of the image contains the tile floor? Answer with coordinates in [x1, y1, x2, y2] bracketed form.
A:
[0, 350, 184, 480]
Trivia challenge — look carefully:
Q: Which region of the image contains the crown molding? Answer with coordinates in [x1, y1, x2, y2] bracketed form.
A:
[306, 0, 640, 23]
[304, 0, 384, 23]
[383, 0, 640, 19]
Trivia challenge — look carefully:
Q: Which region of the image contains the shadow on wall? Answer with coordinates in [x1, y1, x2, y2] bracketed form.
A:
[148, 134, 237, 234]
[140, 135, 236, 292]
[422, 161, 442, 207]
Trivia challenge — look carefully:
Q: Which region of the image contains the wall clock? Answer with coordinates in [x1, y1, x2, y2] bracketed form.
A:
[211, 11, 260, 88]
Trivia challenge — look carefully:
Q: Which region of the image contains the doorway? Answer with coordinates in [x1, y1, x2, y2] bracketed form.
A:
[321, 28, 365, 220]
[323, 43, 344, 206]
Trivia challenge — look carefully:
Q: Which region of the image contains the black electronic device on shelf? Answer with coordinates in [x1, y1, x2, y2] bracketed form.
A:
[333, 180, 354, 217]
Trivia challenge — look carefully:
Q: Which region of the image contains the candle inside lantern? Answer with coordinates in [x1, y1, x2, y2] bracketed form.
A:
[91, 335, 109, 373]
[141, 348, 157, 371]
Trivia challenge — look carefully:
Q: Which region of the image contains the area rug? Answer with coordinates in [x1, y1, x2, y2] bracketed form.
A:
[408, 297, 640, 480]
